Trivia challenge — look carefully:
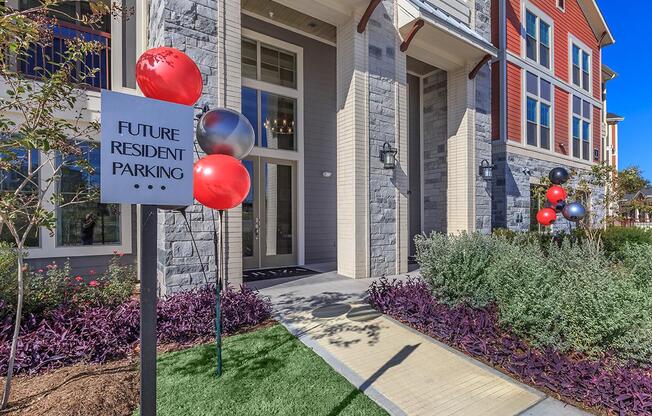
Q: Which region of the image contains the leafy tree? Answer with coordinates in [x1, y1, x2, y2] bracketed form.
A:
[0, 0, 114, 408]
[617, 166, 650, 195]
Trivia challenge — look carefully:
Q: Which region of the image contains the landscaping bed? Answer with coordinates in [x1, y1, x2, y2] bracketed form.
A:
[1, 284, 272, 376]
[367, 231, 652, 416]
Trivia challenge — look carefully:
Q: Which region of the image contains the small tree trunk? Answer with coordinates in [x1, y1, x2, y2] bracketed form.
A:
[1, 248, 25, 410]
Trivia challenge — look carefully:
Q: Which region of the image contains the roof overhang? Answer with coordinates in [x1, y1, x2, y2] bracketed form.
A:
[577, 0, 615, 47]
[602, 64, 617, 82]
[398, 0, 497, 71]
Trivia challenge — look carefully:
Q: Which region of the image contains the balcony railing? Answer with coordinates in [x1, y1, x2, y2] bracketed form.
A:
[19, 21, 111, 90]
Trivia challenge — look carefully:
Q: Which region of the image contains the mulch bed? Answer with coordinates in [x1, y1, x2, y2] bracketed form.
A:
[1, 320, 277, 415]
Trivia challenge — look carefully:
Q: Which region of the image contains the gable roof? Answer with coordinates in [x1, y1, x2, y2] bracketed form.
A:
[577, 0, 615, 47]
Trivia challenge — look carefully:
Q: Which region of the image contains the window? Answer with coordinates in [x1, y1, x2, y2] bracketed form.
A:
[241, 35, 300, 152]
[241, 37, 297, 89]
[241, 87, 297, 151]
[525, 10, 551, 69]
[571, 43, 591, 91]
[572, 96, 592, 161]
[0, 148, 40, 247]
[525, 72, 552, 150]
[56, 145, 121, 246]
[557, 0, 565, 11]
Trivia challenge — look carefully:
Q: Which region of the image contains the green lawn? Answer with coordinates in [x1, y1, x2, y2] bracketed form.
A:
[149, 324, 388, 416]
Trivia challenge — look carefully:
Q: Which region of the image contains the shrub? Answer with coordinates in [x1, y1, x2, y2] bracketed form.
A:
[415, 232, 652, 362]
[0, 285, 272, 375]
[600, 227, 652, 258]
[368, 278, 652, 416]
[0, 251, 136, 319]
[415, 233, 496, 307]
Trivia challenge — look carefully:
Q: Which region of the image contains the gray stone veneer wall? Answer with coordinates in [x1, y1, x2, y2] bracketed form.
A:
[151, 0, 234, 295]
[422, 69, 448, 234]
[492, 150, 605, 232]
[367, 0, 403, 277]
[474, 0, 493, 234]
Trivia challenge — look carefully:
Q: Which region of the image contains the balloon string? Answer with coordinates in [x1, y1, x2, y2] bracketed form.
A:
[180, 210, 209, 286]
[193, 141, 224, 289]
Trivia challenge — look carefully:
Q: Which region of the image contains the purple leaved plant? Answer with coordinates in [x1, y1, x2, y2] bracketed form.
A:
[0, 285, 271, 376]
[368, 278, 652, 416]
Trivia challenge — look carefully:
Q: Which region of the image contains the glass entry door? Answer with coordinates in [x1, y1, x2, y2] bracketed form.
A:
[243, 157, 297, 270]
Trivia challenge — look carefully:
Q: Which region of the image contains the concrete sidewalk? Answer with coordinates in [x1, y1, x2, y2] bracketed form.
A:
[250, 271, 591, 416]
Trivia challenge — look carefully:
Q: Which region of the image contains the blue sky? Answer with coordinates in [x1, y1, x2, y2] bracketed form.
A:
[598, 1, 652, 181]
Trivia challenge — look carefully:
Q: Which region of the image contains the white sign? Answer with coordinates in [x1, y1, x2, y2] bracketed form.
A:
[100, 90, 194, 206]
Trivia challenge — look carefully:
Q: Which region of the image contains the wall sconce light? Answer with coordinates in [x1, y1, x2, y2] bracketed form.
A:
[479, 159, 495, 180]
[380, 142, 398, 169]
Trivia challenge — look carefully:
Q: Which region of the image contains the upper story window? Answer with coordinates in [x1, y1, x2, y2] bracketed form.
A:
[17, 0, 114, 90]
[242, 37, 297, 89]
[241, 34, 301, 152]
[557, 0, 565, 11]
[572, 96, 592, 161]
[525, 9, 551, 69]
[571, 43, 591, 92]
[525, 71, 552, 150]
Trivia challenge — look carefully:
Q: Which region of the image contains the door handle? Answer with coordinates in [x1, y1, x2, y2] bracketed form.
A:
[254, 217, 260, 240]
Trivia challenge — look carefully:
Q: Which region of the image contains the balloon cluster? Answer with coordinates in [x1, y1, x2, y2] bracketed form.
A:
[536, 167, 587, 227]
[135, 47, 253, 211]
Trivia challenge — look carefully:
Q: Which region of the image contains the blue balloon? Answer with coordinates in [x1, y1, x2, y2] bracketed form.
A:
[562, 202, 586, 222]
[196, 108, 255, 160]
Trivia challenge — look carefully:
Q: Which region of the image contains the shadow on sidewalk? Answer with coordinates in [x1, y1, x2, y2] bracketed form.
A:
[326, 343, 421, 416]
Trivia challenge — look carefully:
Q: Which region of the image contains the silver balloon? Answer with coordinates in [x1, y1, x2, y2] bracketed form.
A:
[562, 202, 586, 222]
[196, 108, 255, 160]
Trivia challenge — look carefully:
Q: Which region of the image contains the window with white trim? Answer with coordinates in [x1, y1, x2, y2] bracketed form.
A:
[525, 9, 551, 69]
[572, 96, 592, 161]
[557, 0, 565, 11]
[525, 72, 552, 150]
[241, 36, 299, 151]
[571, 43, 591, 91]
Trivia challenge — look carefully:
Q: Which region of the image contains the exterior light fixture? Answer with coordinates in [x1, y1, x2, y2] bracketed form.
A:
[479, 159, 495, 180]
[380, 142, 398, 169]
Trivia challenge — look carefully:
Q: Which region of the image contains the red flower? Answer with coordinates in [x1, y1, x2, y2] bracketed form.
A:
[37, 269, 44, 273]
[89, 280, 99, 287]
[75, 276, 83, 282]
[89, 269, 96, 275]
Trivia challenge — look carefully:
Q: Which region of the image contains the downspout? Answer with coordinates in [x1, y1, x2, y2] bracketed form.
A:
[499, 0, 507, 143]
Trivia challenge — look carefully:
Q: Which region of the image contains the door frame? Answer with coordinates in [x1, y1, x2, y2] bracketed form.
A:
[241, 28, 305, 267]
[243, 156, 298, 270]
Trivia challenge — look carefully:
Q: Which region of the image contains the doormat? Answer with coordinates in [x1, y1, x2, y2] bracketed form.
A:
[243, 266, 318, 282]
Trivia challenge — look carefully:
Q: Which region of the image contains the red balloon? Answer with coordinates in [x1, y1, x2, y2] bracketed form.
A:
[193, 155, 250, 211]
[136, 47, 203, 106]
[546, 185, 568, 204]
[536, 208, 557, 226]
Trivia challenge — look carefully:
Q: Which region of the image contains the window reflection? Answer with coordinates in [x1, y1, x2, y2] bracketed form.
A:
[265, 163, 292, 256]
[262, 92, 296, 151]
[56, 145, 121, 246]
[0, 148, 40, 247]
[242, 159, 255, 258]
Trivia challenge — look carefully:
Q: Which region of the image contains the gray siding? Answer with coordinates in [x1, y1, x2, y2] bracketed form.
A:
[242, 15, 337, 265]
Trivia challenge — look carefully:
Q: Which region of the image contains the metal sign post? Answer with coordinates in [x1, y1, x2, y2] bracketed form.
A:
[100, 90, 195, 416]
[139, 205, 158, 416]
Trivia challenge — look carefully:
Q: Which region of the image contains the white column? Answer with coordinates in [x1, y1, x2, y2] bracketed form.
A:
[447, 63, 477, 233]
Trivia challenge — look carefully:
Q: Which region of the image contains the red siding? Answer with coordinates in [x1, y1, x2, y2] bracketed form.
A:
[593, 106, 601, 161]
[554, 87, 569, 155]
[507, 62, 521, 142]
[504, 0, 602, 100]
[506, 0, 521, 54]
